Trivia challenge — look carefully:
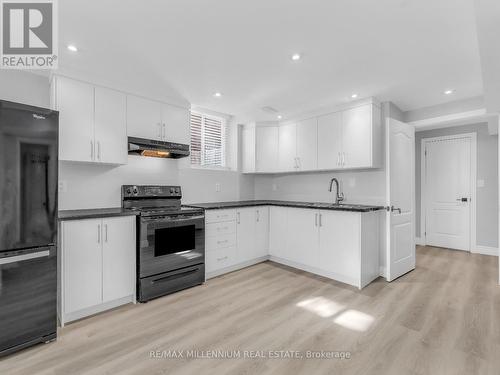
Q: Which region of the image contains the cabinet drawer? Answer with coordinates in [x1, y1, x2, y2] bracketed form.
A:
[205, 209, 236, 223]
[206, 247, 236, 273]
[206, 234, 237, 251]
[206, 221, 236, 236]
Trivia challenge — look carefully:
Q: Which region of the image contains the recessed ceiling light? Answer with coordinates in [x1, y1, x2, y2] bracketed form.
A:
[351, 94, 358, 99]
[213, 92, 222, 98]
[277, 115, 283, 120]
[291, 53, 301, 61]
[67, 44, 78, 52]
[444, 89, 454, 95]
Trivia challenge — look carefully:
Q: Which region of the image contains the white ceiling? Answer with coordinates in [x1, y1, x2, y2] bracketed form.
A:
[58, 0, 483, 121]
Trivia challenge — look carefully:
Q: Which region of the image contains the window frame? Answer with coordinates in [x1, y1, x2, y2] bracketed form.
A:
[189, 111, 228, 170]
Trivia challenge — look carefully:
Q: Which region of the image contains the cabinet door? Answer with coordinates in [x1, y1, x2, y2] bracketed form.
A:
[255, 206, 269, 258]
[63, 219, 102, 313]
[269, 206, 287, 258]
[236, 208, 256, 263]
[317, 112, 343, 170]
[318, 211, 360, 280]
[296, 118, 318, 171]
[162, 103, 190, 144]
[126, 95, 162, 140]
[342, 105, 372, 168]
[285, 208, 319, 267]
[102, 216, 136, 302]
[256, 126, 279, 172]
[94, 87, 127, 164]
[241, 127, 255, 173]
[56, 77, 94, 162]
[278, 123, 297, 172]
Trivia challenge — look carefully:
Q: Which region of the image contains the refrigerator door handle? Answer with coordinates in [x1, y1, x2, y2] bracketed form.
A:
[0, 250, 50, 265]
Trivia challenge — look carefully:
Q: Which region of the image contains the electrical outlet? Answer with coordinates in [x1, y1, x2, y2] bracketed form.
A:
[58, 180, 67, 193]
[215, 183, 221, 192]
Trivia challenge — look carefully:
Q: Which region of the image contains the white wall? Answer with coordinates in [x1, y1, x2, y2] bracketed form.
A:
[0, 71, 50, 108]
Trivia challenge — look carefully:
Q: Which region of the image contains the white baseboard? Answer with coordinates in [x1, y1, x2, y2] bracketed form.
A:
[472, 245, 499, 257]
[416, 237, 425, 246]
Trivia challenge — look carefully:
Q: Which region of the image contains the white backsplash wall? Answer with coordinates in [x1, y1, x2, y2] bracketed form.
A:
[254, 169, 386, 205]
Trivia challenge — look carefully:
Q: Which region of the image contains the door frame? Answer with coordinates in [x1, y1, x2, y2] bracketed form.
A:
[420, 132, 477, 251]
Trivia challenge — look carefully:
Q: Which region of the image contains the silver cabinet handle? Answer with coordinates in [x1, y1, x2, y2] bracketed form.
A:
[97, 141, 101, 161]
[256, 209, 260, 222]
[217, 240, 228, 245]
[157, 123, 162, 139]
[0, 250, 49, 265]
[98, 224, 101, 243]
[342, 152, 346, 166]
[337, 152, 340, 166]
[315, 213, 318, 227]
[105, 224, 108, 242]
[391, 206, 402, 214]
[319, 213, 323, 227]
[162, 123, 166, 140]
[90, 140, 94, 160]
[237, 212, 241, 224]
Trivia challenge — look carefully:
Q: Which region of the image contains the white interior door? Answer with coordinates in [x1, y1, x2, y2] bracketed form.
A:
[424, 137, 472, 251]
[386, 118, 415, 281]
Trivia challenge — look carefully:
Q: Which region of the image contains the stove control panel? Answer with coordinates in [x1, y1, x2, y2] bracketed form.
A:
[122, 185, 182, 198]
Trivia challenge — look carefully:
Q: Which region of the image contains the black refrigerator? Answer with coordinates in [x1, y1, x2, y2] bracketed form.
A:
[0, 100, 58, 357]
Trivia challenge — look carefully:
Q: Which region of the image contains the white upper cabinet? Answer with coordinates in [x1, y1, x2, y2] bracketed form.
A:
[54, 77, 94, 162]
[296, 118, 318, 171]
[342, 104, 380, 169]
[241, 127, 255, 173]
[162, 103, 190, 144]
[244, 99, 381, 174]
[126, 95, 162, 141]
[94, 87, 127, 164]
[317, 112, 342, 170]
[278, 123, 297, 172]
[53, 76, 127, 164]
[256, 126, 279, 172]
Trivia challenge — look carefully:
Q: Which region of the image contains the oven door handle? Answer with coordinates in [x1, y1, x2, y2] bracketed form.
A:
[151, 267, 201, 284]
[142, 215, 205, 223]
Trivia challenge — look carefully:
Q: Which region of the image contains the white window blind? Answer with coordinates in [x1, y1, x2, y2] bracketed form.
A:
[190, 112, 227, 168]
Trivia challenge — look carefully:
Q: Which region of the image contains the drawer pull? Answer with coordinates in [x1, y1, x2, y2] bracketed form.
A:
[217, 256, 228, 261]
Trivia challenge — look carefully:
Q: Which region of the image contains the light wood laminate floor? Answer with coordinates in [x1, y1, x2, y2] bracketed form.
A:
[1, 246, 499, 375]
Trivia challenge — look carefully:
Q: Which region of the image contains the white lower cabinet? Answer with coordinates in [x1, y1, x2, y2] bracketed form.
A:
[205, 207, 269, 278]
[60, 216, 136, 325]
[285, 208, 319, 267]
[269, 206, 288, 259]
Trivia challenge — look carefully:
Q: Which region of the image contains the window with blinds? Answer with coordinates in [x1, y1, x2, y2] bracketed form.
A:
[190, 112, 227, 168]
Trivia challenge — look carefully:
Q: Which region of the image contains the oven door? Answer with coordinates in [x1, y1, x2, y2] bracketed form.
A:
[138, 214, 205, 278]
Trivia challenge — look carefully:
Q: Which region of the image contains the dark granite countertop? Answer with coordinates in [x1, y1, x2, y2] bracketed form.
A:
[58, 207, 139, 221]
[186, 200, 384, 213]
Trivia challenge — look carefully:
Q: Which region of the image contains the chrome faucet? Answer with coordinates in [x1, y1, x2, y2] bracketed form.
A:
[329, 177, 345, 205]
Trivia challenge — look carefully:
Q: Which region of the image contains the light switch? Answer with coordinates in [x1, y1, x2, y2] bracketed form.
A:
[477, 179, 485, 188]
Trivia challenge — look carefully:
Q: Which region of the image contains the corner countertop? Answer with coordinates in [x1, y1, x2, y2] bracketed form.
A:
[185, 200, 384, 213]
[58, 207, 139, 221]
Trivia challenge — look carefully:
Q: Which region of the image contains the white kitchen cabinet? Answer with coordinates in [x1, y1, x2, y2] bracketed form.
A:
[285, 208, 319, 267]
[62, 218, 102, 314]
[126, 95, 189, 144]
[241, 127, 256, 173]
[52, 76, 127, 164]
[342, 104, 380, 169]
[162, 103, 190, 144]
[236, 208, 257, 263]
[54, 77, 94, 162]
[102, 217, 136, 302]
[94, 87, 128, 164]
[296, 118, 318, 171]
[254, 206, 269, 258]
[317, 112, 343, 169]
[256, 126, 279, 172]
[126, 95, 163, 141]
[269, 206, 288, 259]
[278, 123, 297, 172]
[60, 215, 136, 325]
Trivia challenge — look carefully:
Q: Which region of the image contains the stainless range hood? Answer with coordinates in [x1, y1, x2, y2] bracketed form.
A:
[128, 137, 190, 159]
